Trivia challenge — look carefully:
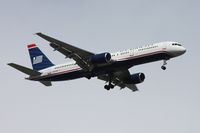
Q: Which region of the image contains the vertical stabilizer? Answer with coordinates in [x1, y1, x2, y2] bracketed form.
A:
[27, 44, 54, 70]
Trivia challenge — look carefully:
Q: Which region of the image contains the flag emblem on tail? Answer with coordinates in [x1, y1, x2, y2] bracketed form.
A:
[33, 55, 43, 64]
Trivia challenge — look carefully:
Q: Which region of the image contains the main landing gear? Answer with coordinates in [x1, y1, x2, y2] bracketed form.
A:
[104, 74, 115, 90]
[104, 84, 114, 90]
[161, 60, 167, 70]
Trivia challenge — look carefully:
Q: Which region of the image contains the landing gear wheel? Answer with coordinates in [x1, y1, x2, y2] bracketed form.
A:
[161, 60, 168, 70]
[104, 85, 110, 90]
[104, 73, 115, 90]
[110, 84, 114, 89]
[161, 65, 166, 70]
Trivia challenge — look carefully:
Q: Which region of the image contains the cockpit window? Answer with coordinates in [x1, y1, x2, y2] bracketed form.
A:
[172, 43, 182, 46]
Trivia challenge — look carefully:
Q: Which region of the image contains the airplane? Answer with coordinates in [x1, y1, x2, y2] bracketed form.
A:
[8, 33, 186, 91]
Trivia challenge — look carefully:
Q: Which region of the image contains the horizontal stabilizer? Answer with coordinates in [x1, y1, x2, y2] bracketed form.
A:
[8, 63, 41, 76]
[8, 63, 52, 87]
[39, 81, 52, 86]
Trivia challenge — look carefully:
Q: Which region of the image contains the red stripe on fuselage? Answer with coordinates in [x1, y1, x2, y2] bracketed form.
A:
[27, 44, 37, 49]
[31, 50, 170, 81]
[31, 67, 82, 80]
[117, 50, 170, 61]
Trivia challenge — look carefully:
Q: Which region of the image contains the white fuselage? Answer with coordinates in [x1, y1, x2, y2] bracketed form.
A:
[40, 41, 186, 77]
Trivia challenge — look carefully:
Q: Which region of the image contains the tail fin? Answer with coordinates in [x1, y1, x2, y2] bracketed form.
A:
[27, 44, 54, 70]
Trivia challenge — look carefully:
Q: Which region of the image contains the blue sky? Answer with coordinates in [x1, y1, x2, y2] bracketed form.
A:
[0, 0, 200, 133]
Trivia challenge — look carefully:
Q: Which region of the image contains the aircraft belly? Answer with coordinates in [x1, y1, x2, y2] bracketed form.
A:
[93, 52, 171, 73]
[40, 70, 87, 81]
[37, 52, 171, 82]
[127, 52, 171, 66]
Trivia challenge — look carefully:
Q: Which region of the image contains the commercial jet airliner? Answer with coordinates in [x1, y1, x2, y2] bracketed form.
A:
[8, 33, 186, 91]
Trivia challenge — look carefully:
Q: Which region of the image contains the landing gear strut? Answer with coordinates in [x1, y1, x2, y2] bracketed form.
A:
[161, 60, 167, 70]
[104, 74, 115, 90]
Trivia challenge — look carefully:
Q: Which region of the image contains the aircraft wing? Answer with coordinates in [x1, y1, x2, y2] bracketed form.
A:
[98, 70, 138, 91]
[36, 33, 95, 71]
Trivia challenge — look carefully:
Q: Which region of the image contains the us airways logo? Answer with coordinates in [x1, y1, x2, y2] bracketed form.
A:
[33, 55, 43, 64]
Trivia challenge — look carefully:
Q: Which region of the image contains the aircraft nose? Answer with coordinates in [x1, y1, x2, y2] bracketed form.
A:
[170, 46, 186, 57]
[176, 47, 186, 56]
[180, 47, 186, 54]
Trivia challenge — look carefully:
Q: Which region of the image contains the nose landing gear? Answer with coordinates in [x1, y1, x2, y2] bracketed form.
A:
[161, 65, 166, 70]
[161, 60, 167, 70]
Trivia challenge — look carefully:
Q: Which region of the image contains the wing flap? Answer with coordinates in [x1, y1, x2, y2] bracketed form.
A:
[50, 42, 92, 70]
[36, 33, 94, 71]
[36, 33, 93, 56]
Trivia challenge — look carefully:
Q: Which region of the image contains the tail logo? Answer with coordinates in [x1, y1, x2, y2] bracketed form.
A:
[33, 55, 43, 64]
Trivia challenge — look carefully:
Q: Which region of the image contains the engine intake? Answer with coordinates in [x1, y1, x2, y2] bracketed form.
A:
[128, 73, 145, 84]
[90, 52, 111, 64]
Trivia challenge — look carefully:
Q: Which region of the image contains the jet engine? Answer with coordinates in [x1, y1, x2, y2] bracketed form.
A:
[128, 73, 145, 84]
[90, 52, 111, 64]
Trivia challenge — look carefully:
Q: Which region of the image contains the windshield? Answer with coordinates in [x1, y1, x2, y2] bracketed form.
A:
[172, 43, 182, 46]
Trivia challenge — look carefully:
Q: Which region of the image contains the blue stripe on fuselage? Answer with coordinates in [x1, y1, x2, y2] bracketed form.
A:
[31, 51, 171, 81]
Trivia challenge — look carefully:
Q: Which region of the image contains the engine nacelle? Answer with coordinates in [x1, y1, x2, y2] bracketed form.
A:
[128, 73, 145, 84]
[90, 52, 111, 64]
